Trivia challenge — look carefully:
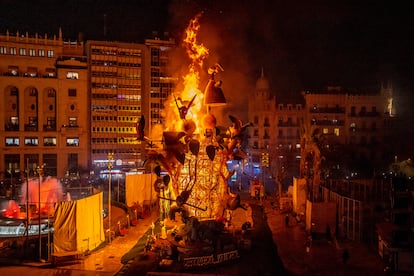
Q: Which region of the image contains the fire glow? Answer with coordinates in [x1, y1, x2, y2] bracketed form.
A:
[165, 15, 208, 134]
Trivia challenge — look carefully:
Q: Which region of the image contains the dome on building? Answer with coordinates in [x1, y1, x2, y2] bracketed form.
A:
[256, 67, 269, 91]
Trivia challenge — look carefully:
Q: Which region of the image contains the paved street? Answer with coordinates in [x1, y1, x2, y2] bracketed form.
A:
[0, 191, 390, 275]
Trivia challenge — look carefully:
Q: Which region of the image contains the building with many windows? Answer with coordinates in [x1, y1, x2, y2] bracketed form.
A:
[247, 70, 397, 185]
[86, 40, 147, 172]
[247, 69, 304, 183]
[0, 29, 88, 179]
[0, 29, 178, 180]
[145, 35, 177, 131]
[86, 35, 176, 173]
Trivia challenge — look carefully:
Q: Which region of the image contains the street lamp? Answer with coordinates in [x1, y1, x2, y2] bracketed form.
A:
[36, 163, 45, 262]
[107, 152, 114, 243]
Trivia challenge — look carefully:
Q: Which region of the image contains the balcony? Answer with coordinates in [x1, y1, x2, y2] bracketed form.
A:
[5, 124, 19, 131]
[278, 121, 298, 127]
[310, 107, 345, 113]
[349, 111, 380, 117]
[311, 119, 344, 126]
[61, 125, 82, 134]
[43, 124, 57, 131]
[24, 124, 38, 131]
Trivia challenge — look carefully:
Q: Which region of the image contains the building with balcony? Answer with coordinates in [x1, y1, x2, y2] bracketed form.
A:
[247, 69, 304, 184]
[248, 70, 397, 185]
[0, 29, 88, 179]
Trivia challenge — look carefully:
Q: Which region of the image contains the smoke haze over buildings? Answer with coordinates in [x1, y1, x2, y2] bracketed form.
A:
[1, 0, 413, 120]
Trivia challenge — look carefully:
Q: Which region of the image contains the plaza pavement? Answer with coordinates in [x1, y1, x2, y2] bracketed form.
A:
[259, 193, 388, 276]
[1, 191, 390, 276]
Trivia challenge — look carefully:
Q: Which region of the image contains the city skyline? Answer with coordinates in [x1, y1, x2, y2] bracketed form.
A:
[1, 0, 413, 120]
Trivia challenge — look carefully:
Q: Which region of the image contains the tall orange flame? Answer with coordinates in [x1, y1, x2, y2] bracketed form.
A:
[183, 14, 209, 67]
[165, 14, 209, 133]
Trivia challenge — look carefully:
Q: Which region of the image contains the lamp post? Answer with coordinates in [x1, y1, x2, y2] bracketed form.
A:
[115, 159, 122, 202]
[107, 152, 114, 243]
[36, 163, 45, 262]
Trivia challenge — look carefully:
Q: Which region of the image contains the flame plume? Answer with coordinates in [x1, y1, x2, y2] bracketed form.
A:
[165, 14, 209, 133]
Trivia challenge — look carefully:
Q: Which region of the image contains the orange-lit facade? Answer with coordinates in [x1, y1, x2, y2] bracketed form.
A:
[0, 30, 177, 179]
[248, 71, 396, 181]
[0, 30, 89, 178]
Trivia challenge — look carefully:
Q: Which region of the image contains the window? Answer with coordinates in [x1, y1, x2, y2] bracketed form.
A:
[38, 49, 45, 57]
[69, 117, 78, 127]
[0, 46, 6, 54]
[360, 106, 366, 115]
[45, 68, 56, 77]
[5, 154, 20, 174]
[43, 137, 56, 146]
[8, 65, 18, 75]
[334, 128, 340, 136]
[323, 128, 329, 134]
[48, 89, 55, 97]
[10, 116, 18, 125]
[5, 137, 19, 146]
[29, 117, 37, 126]
[47, 50, 54, 57]
[66, 138, 79, 147]
[68, 153, 78, 170]
[24, 137, 38, 146]
[10, 47, 16, 55]
[29, 49, 36, 56]
[19, 48, 26, 55]
[68, 89, 77, 96]
[45, 117, 56, 130]
[43, 154, 57, 176]
[26, 67, 37, 77]
[66, 71, 79, 79]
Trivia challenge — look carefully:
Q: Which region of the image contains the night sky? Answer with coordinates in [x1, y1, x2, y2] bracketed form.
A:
[1, 0, 413, 118]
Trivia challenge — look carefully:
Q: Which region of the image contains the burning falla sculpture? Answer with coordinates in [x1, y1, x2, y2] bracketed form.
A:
[145, 65, 252, 218]
[138, 15, 253, 264]
[140, 67, 253, 261]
